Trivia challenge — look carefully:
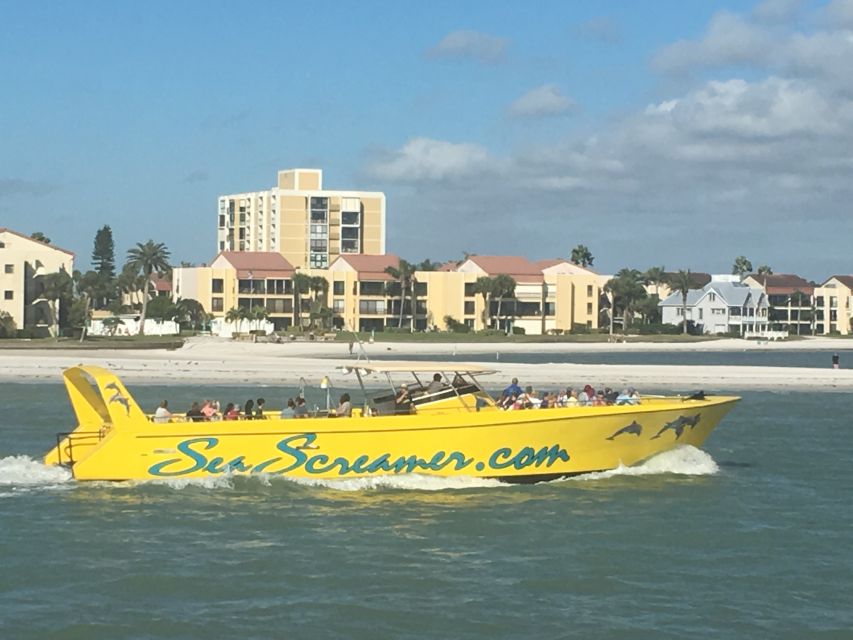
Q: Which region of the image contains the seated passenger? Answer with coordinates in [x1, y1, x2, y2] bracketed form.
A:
[426, 373, 445, 394]
[185, 401, 204, 422]
[336, 393, 352, 417]
[223, 403, 240, 420]
[565, 388, 579, 406]
[255, 397, 266, 419]
[294, 397, 309, 418]
[395, 383, 411, 405]
[201, 400, 217, 420]
[153, 400, 172, 424]
[280, 398, 296, 419]
[243, 399, 255, 420]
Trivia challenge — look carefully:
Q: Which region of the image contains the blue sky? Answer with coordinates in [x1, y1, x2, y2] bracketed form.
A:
[2, 0, 851, 279]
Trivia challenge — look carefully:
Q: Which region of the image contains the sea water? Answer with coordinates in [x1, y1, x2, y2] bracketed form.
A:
[1, 383, 851, 639]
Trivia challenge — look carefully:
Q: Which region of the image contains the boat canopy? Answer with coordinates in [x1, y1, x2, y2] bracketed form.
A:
[337, 361, 496, 375]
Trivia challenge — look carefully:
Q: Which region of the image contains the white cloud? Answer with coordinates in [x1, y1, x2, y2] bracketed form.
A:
[365, 137, 495, 182]
[752, 0, 803, 23]
[508, 84, 576, 118]
[572, 16, 621, 43]
[825, 0, 853, 28]
[652, 11, 775, 73]
[426, 30, 509, 64]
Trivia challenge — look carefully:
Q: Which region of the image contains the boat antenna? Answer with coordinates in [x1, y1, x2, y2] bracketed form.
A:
[298, 376, 307, 400]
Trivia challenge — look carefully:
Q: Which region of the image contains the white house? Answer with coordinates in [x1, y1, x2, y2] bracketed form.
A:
[659, 281, 769, 335]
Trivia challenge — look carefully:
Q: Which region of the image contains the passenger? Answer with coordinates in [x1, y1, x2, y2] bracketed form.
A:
[294, 397, 309, 418]
[153, 400, 172, 424]
[395, 383, 411, 406]
[255, 397, 266, 419]
[223, 403, 240, 420]
[528, 390, 543, 409]
[628, 387, 641, 404]
[336, 393, 352, 417]
[565, 388, 579, 406]
[579, 384, 595, 406]
[201, 400, 217, 420]
[545, 392, 558, 408]
[604, 387, 618, 405]
[593, 390, 607, 406]
[185, 401, 204, 422]
[280, 398, 296, 419]
[452, 373, 466, 387]
[501, 393, 517, 410]
[501, 377, 523, 402]
[615, 388, 640, 406]
[243, 399, 255, 420]
[426, 373, 445, 394]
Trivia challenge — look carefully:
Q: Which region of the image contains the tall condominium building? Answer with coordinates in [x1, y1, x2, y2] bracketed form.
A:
[217, 168, 386, 270]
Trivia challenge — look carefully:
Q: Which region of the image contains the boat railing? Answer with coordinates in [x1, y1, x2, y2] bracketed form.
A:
[54, 429, 108, 467]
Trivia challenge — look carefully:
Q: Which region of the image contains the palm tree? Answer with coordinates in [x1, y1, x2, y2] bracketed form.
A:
[35, 270, 73, 338]
[643, 266, 668, 298]
[385, 259, 416, 330]
[670, 270, 694, 335]
[0, 311, 16, 338]
[249, 305, 269, 331]
[72, 270, 101, 342]
[570, 244, 594, 268]
[30, 231, 51, 244]
[605, 269, 647, 331]
[225, 307, 244, 333]
[732, 256, 753, 279]
[292, 272, 312, 330]
[473, 276, 495, 330]
[124, 240, 171, 335]
[492, 274, 517, 332]
[176, 298, 208, 332]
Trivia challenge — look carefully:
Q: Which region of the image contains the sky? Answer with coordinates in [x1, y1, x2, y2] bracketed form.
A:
[2, 0, 852, 280]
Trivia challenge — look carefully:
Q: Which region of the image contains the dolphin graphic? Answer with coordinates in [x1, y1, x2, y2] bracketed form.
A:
[108, 390, 130, 415]
[651, 415, 700, 440]
[105, 382, 121, 394]
[606, 421, 643, 440]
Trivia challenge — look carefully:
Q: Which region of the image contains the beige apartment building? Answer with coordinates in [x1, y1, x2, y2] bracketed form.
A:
[217, 168, 386, 270]
[174, 252, 603, 335]
[0, 228, 74, 333]
[813, 276, 853, 335]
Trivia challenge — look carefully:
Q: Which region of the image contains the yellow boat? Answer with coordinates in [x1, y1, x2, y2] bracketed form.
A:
[44, 363, 739, 483]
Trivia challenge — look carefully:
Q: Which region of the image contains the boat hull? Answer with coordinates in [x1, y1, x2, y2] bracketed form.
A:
[45, 366, 739, 482]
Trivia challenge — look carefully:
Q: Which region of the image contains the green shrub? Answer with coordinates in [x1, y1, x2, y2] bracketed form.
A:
[443, 316, 470, 333]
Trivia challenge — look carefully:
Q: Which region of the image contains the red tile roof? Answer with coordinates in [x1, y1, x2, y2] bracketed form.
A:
[0, 227, 75, 256]
[215, 251, 294, 278]
[750, 273, 814, 295]
[149, 273, 172, 292]
[464, 255, 546, 283]
[334, 254, 401, 280]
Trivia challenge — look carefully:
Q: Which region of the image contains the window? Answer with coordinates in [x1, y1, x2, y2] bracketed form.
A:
[699, 309, 703, 320]
[677, 308, 684, 316]
[414, 282, 427, 296]
[342, 211, 360, 225]
[333, 281, 345, 295]
[219, 215, 226, 228]
[310, 254, 328, 268]
[333, 299, 345, 313]
[464, 283, 476, 297]
[360, 281, 385, 296]
[341, 239, 359, 253]
[211, 298, 223, 312]
[0, 241, 5, 248]
[544, 302, 555, 316]
[587, 285, 593, 297]
[464, 301, 475, 315]
[709, 293, 716, 301]
[359, 300, 385, 315]
[341, 227, 359, 240]
[3, 290, 12, 300]
[266, 298, 293, 314]
[212, 278, 224, 293]
[712, 308, 726, 316]
[310, 239, 328, 252]
[4, 264, 12, 274]
[587, 302, 593, 314]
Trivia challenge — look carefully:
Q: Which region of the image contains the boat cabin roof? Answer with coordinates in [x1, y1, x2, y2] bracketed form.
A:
[338, 361, 496, 375]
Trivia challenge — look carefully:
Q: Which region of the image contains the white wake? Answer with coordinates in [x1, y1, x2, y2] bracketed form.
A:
[0, 455, 72, 489]
[573, 445, 719, 481]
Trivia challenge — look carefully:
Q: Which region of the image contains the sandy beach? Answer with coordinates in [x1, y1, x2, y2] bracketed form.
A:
[2, 336, 852, 391]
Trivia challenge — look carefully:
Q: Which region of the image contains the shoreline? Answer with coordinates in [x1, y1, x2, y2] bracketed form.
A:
[1, 336, 852, 391]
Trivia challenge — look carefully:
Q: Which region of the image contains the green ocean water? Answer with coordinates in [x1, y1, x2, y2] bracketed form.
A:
[1, 381, 851, 639]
